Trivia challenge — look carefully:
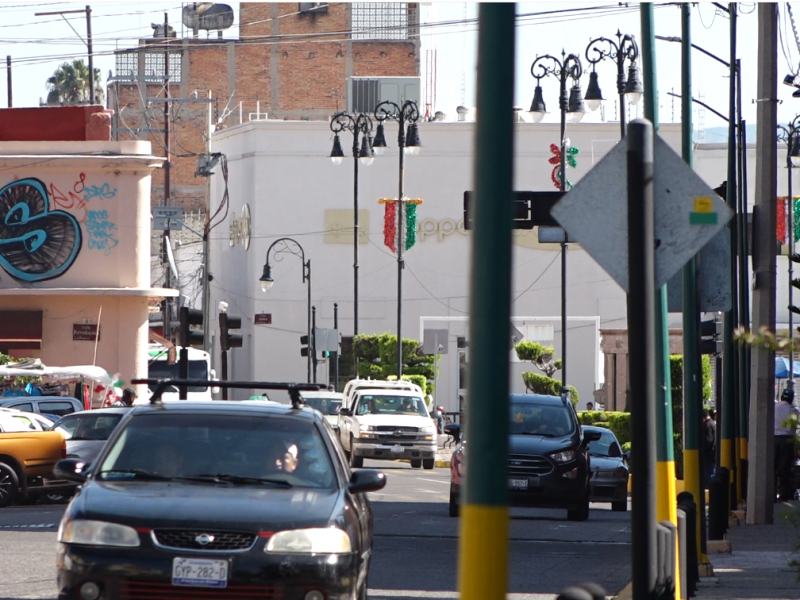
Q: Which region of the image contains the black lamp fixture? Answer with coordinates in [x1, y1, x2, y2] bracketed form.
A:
[566, 82, 586, 123]
[528, 85, 547, 122]
[329, 134, 344, 165]
[372, 123, 387, 155]
[583, 70, 604, 112]
[359, 133, 375, 165]
[404, 123, 421, 155]
[624, 62, 644, 104]
[791, 135, 800, 167]
[259, 263, 274, 292]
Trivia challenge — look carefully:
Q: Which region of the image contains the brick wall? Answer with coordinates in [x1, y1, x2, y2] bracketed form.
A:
[110, 2, 419, 213]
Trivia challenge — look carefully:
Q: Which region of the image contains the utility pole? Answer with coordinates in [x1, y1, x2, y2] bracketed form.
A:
[747, 2, 778, 525]
[203, 91, 212, 355]
[86, 6, 94, 103]
[333, 303, 339, 391]
[5, 56, 10, 108]
[162, 12, 172, 342]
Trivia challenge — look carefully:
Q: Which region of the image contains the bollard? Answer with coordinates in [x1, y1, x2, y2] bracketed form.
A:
[677, 509, 688, 600]
[677, 491, 699, 597]
[708, 467, 730, 540]
[576, 582, 607, 600]
[656, 520, 677, 600]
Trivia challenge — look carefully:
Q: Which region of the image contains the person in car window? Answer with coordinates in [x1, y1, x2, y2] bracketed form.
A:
[264, 440, 299, 475]
[398, 399, 414, 412]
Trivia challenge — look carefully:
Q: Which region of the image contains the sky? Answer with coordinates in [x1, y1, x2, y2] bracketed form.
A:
[0, 1, 796, 141]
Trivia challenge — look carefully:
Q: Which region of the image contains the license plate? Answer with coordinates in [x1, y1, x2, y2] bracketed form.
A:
[172, 558, 228, 588]
[390, 444, 404, 454]
[509, 478, 529, 490]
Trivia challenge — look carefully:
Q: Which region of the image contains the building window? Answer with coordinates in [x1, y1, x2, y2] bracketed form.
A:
[114, 51, 182, 83]
[352, 2, 410, 41]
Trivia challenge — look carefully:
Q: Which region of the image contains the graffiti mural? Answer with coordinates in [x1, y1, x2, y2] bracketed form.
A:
[0, 178, 82, 282]
[85, 209, 119, 255]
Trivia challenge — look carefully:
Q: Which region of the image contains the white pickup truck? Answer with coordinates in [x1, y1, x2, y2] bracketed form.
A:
[338, 380, 437, 469]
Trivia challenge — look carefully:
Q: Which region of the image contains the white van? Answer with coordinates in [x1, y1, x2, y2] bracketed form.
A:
[142, 344, 217, 403]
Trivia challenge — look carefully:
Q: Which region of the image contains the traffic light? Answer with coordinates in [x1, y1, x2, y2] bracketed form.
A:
[789, 278, 800, 320]
[300, 335, 310, 357]
[700, 318, 720, 355]
[179, 307, 204, 348]
[219, 313, 243, 352]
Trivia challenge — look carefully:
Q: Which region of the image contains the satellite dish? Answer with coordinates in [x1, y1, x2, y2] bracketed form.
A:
[182, 3, 234, 35]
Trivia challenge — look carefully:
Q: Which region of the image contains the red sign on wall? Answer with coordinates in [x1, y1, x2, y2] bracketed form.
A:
[73, 323, 100, 341]
[254, 313, 272, 325]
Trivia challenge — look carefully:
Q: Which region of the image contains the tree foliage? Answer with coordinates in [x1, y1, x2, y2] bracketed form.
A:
[46, 59, 104, 105]
[352, 334, 435, 395]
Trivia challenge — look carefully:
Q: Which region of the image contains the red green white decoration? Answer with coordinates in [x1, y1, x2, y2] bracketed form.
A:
[380, 197, 423, 253]
[548, 142, 580, 190]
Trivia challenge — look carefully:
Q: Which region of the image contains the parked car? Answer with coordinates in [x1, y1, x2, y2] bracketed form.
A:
[583, 425, 629, 512]
[54, 399, 386, 600]
[0, 428, 69, 507]
[0, 396, 84, 417]
[0, 408, 54, 431]
[449, 393, 601, 520]
[49, 408, 130, 464]
[300, 391, 344, 431]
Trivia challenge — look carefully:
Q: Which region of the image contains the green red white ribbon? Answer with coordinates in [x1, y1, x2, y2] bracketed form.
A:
[380, 198, 423, 253]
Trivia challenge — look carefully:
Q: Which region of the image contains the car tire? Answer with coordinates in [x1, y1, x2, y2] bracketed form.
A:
[612, 499, 628, 512]
[422, 458, 435, 470]
[448, 490, 460, 517]
[567, 488, 590, 521]
[0, 462, 19, 508]
[349, 438, 364, 469]
[410, 459, 422, 469]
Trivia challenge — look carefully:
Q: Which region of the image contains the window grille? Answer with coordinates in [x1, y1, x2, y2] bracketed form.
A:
[352, 3, 409, 41]
[114, 51, 182, 83]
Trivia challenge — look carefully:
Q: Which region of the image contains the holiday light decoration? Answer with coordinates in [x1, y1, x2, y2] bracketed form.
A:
[379, 197, 424, 253]
[548, 142, 580, 190]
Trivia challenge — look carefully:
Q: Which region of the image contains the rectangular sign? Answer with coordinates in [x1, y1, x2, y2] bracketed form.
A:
[254, 313, 272, 325]
[464, 191, 564, 230]
[153, 207, 185, 231]
[73, 323, 100, 342]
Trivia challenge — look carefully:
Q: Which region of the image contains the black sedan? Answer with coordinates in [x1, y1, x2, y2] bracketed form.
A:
[54, 401, 386, 600]
[584, 425, 630, 512]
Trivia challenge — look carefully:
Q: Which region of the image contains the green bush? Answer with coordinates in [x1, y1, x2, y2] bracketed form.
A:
[356, 362, 382, 379]
[577, 411, 631, 446]
[521, 372, 579, 406]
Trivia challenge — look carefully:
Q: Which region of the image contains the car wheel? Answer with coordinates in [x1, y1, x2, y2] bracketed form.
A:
[422, 458, 435, 470]
[448, 490, 460, 517]
[612, 499, 628, 512]
[42, 492, 72, 505]
[349, 438, 364, 469]
[0, 463, 19, 508]
[567, 488, 590, 521]
[410, 459, 422, 469]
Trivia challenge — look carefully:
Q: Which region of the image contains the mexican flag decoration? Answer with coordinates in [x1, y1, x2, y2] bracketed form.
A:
[380, 197, 424, 253]
[548, 142, 580, 190]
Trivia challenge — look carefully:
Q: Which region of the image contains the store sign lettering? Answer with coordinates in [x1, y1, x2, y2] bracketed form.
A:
[417, 218, 468, 242]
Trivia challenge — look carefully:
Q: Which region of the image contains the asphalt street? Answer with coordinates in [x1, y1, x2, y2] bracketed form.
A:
[0, 461, 632, 600]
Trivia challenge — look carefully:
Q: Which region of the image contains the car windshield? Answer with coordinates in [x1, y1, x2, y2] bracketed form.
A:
[148, 360, 209, 392]
[355, 394, 429, 417]
[98, 413, 336, 489]
[302, 397, 342, 415]
[586, 429, 622, 457]
[509, 402, 574, 437]
[55, 414, 123, 441]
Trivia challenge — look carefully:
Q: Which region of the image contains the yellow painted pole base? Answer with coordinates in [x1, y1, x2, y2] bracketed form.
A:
[458, 504, 509, 600]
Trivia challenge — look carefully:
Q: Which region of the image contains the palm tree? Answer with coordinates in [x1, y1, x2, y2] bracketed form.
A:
[45, 59, 104, 105]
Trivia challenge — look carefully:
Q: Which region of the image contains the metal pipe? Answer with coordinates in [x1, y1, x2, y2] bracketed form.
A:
[397, 112, 406, 379]
[86, 5, 94, 104]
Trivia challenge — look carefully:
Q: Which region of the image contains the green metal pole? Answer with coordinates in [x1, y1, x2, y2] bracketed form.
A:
[680, 1, 706, 562]
[721, 1, 738, 508]
[457, 5, 515, 600]
[642, 3, 680, 596]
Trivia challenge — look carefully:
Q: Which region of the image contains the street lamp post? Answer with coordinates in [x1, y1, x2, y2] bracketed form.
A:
[779, 116, 800, 386]
[529, 51, 585, 387]
[259, 237, 312, 383]
[584, 31, 644, 137]
[329, 113, 375, 348]
[372, 100, 421, 378]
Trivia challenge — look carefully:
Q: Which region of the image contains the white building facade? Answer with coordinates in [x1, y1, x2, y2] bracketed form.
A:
[207, 119, 763, 408]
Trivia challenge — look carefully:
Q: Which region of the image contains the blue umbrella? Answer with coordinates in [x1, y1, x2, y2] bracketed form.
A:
[775, 356, 800, 379]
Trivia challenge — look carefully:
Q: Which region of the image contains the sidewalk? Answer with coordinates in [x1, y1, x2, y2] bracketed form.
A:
[694, 502, 799, 600]
[435, 434, 456, 468]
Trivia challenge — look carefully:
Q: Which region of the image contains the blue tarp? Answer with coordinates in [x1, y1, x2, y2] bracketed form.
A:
[775, 356, 800, 379]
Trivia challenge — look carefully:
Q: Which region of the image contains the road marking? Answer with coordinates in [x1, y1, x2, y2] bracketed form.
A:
[369, 590, 558, 599]
[0, 523, 56, 528]
[418, 478, 449, 484]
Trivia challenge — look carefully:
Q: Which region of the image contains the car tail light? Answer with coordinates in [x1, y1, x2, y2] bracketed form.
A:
[61, 439, 67, 459]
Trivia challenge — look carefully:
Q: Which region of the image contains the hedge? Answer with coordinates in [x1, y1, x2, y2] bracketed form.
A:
[522, 372, 579, 406]
[577, 411, 630, 446]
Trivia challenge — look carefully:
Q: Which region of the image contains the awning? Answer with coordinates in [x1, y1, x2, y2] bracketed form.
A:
[775, 356, 800, 379]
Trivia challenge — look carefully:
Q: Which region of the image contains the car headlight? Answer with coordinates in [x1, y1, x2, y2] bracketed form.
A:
[551, 450, 575, 464]
[421, 425, 436, 434]
[58, 519, 140, 547]
[357, 424, 376, 438]
[265, 528, 352, 554]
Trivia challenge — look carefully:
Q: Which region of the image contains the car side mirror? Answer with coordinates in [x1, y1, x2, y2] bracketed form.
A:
[339, 407, 352, 417]
[584, 430, 602, 443]
[54, 458, 89, 483]
[348, 469, 386, 494]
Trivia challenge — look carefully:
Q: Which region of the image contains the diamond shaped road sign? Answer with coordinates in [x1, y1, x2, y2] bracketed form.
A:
[550, 135, 733, 293]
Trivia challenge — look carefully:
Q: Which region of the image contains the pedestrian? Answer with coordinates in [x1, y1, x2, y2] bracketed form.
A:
[113, 388, 137, 407]
[586, 402, 594, 411]
[774, 387, 800, 501]
[702, 409, 716, 488]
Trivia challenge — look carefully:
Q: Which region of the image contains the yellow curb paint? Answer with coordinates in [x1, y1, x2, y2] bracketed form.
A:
[656, 460, 681, 599]
[458, 504, 509, 600]
[682, 448, 703, 560]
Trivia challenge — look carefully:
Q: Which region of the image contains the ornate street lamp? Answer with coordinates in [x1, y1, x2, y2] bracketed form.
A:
[329, 113, 374, 348]
[259, 237, 312, 383]
[779, 115, 800, 384]
[529, 51, 583, 387]
[373, 99, 421, 378]
[584, 31, 643, 137]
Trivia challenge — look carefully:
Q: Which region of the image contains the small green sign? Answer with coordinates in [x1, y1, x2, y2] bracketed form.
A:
[690, 212, 718, 225]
